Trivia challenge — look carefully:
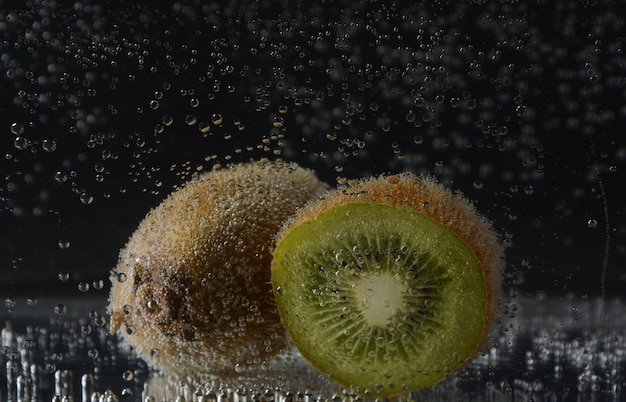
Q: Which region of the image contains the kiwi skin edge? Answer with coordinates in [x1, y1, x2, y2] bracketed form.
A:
[271, 174, 504, 397]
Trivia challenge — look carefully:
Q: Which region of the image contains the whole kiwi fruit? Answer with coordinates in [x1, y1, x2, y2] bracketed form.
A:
[108, 161, 328, 383]
[271, 174, 504, 397]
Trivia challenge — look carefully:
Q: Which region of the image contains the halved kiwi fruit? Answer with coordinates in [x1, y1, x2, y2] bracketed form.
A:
[108, 161, 328, 383]
[271, 174, 504, 396]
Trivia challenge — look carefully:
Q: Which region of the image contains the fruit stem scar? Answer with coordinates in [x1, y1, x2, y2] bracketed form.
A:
[352, 272, 407, 327]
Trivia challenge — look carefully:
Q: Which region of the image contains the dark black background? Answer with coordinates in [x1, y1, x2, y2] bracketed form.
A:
[1, 0, 625, 301]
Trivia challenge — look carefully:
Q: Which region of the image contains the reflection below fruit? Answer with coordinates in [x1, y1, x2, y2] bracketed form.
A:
[0, 295, 624, 401]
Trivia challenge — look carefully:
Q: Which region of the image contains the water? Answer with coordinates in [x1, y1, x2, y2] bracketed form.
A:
[1, 0, 625, 400]
[1, 295, 623, 401]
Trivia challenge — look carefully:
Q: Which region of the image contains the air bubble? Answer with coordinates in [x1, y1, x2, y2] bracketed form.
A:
[162, 115, 173, 126]
[93, 315, 106, 327]
[5, 297, 17, 310]
[198, 122, 211, 133]
[185, 114, 197, 126]
[54, 304, 67, 316]
[14, 137, 29, 150]
[10, 122, 24, 135]
[80, 193, 94, 204]
[273, 117, 284, 127]
[211, 114, 223, 125]
[42, 139, 57, 152]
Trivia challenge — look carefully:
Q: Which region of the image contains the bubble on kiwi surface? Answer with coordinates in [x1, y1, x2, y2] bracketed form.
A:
[272, 174, 504, 396]
[108, 161, 328, 384]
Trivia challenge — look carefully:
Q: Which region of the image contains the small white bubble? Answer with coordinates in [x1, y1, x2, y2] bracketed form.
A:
[515, 105, 528, 116]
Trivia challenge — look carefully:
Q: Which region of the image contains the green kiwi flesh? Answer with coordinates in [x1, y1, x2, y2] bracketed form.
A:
[272, 203, 487, 396]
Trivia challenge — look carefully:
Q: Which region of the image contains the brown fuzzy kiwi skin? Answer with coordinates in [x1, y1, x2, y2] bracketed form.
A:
[108, 161, 329, 383]
[273, 173, 505, 393]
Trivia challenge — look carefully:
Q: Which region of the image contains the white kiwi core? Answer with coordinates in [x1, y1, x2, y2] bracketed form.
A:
[352, 273, 408, 327]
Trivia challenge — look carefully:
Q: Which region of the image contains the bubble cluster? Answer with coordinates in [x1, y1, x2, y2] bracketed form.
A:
[1, 0, 625, 399]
